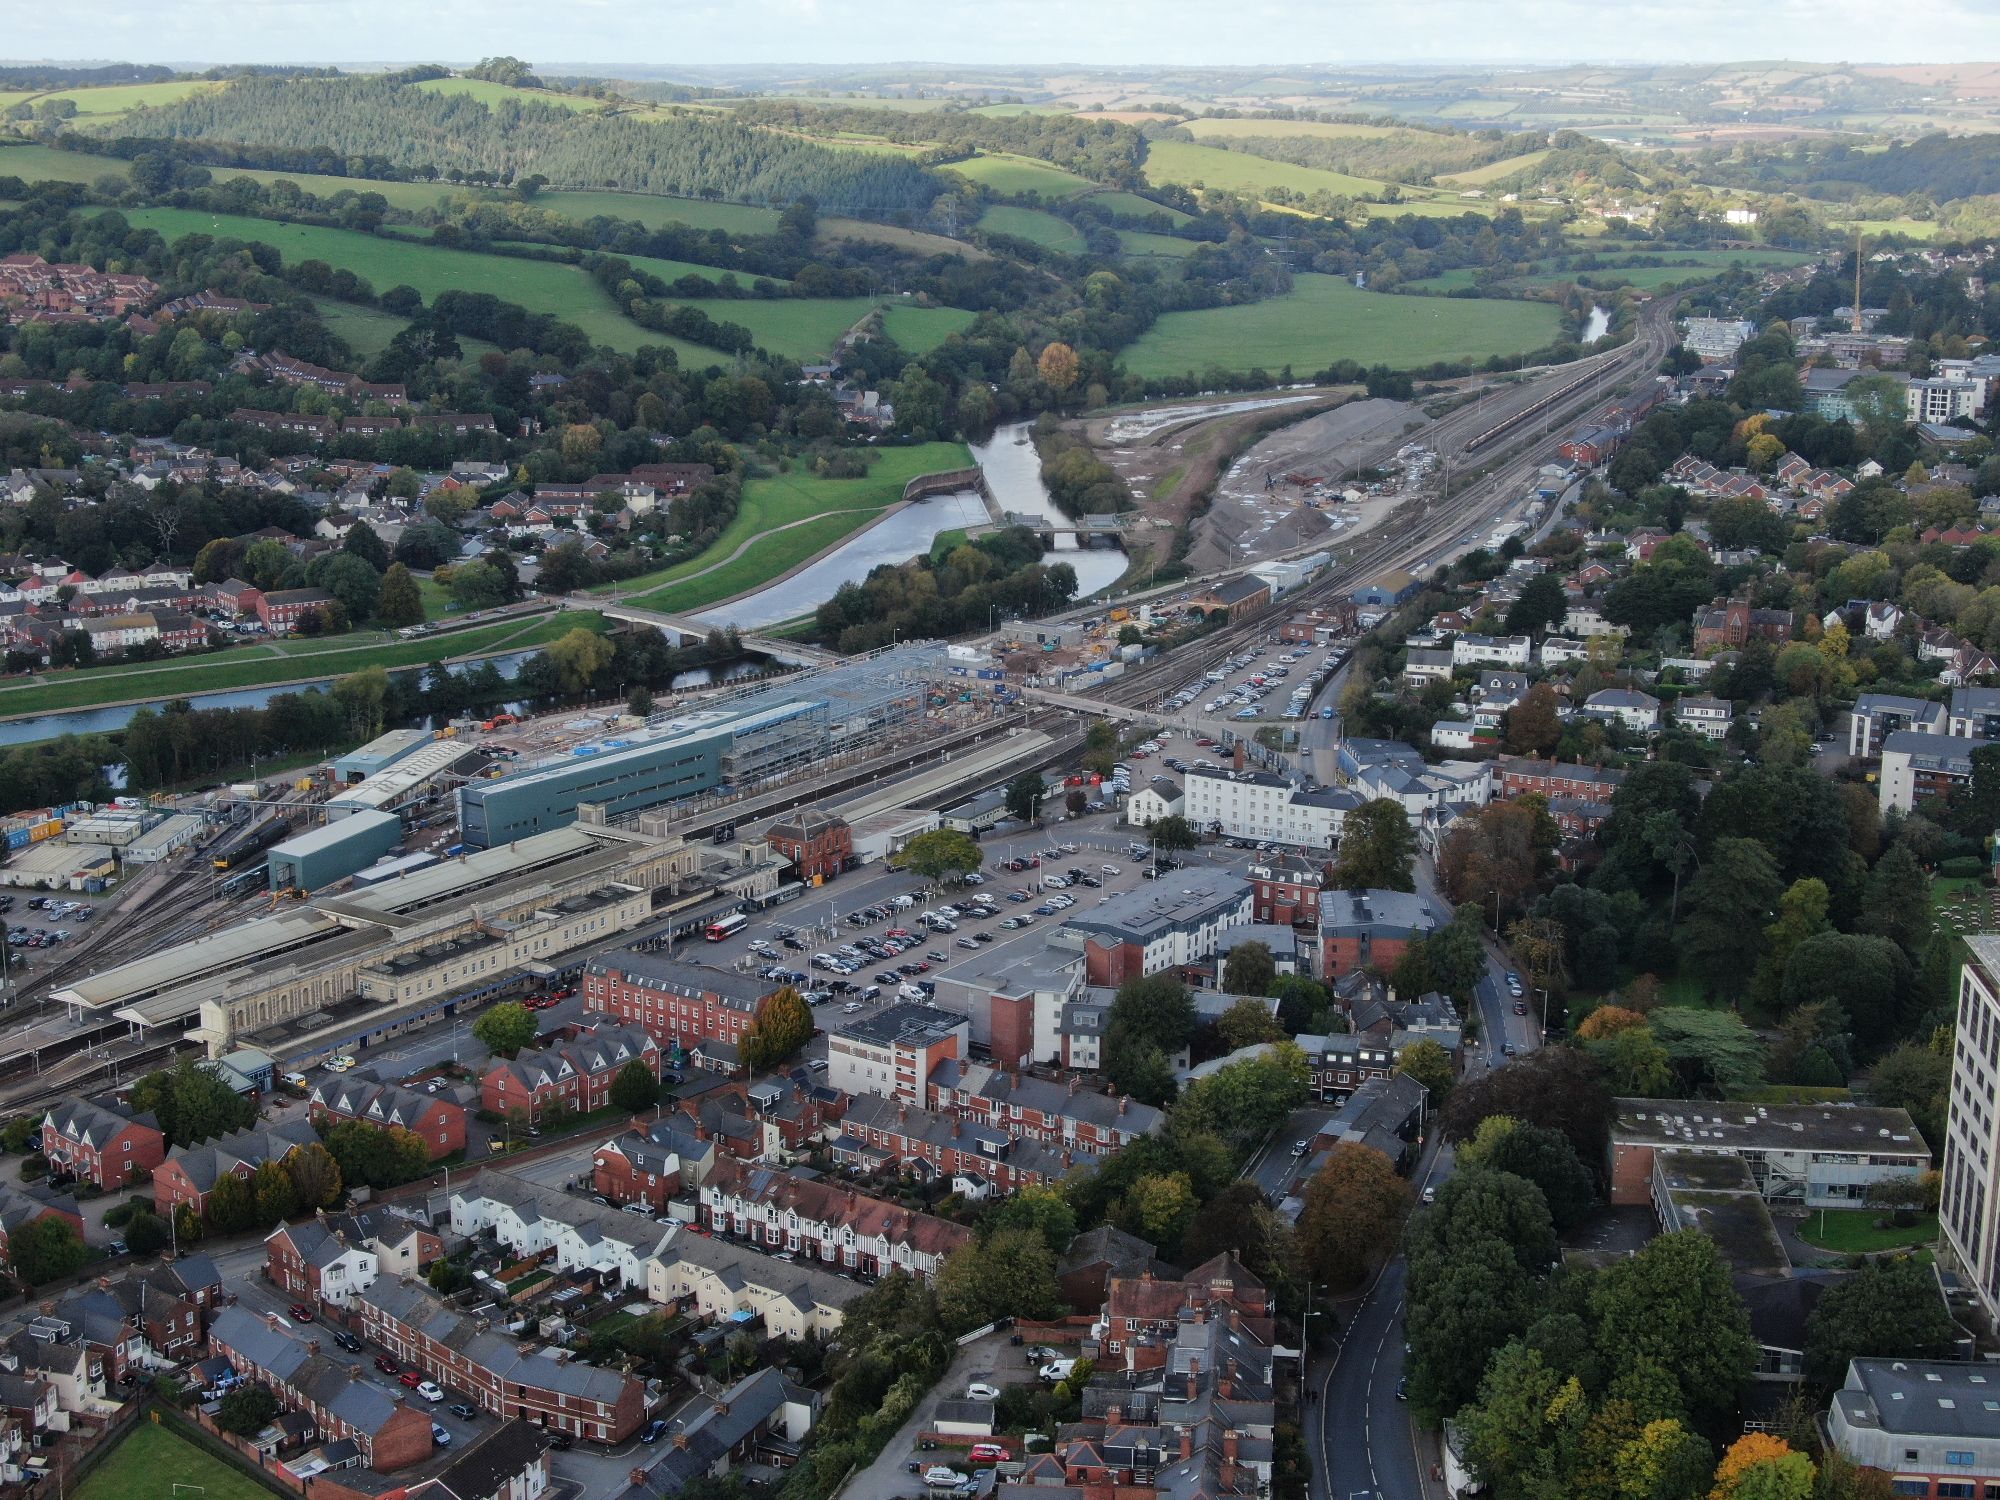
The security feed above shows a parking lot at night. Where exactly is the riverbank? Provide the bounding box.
[0,607,591,725]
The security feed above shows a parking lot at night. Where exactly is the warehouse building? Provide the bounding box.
[332,728,435,783]
[326,739,473,819]
[267,810,403,891]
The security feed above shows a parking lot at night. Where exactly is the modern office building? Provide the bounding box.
[1609,1097,1928,1208]
[1943,937,2000,1325]
[1826,1359,2000,1497]
[456,702,827,849]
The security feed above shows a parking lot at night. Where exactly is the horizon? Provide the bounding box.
[8,0,2000,72]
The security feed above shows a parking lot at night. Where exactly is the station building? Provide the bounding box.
[51,822,699,1059]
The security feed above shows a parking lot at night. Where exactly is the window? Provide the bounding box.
[1950,1452,1978,1467]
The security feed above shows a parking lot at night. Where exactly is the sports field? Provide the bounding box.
[75,1424,279,1500]
[946,153,1096,198]
[978,205,1088,254]
[620,443,971,614]
[1120,273,1562,379]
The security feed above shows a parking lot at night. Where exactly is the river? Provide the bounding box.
[1584,305,1611,343]
[694,420,1127,630]
[0,652,765,749]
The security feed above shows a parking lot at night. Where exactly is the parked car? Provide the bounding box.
[970,1444,1010,1463]
[966,1382,1001,1401]
[417,1381,446,1403]
[398,1370,421,1387]
[332,1330,363,1353]
[640,1419,670,1445]
[289,1303,315,1323]
[1038,1359,1078,1384]
[924,1468,963,1489]
[431,1423,452,1447]
[547,1432,575,1451]
[375,1355,400,1375]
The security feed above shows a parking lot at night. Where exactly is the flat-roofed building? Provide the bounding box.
[1609,1097,1928,1209]
[1827,1359,2000,1497]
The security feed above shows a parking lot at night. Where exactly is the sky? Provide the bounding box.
[10,0,2000,70]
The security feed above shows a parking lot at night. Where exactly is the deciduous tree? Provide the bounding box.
[934,1226,1062,1334]
[1589,1230,1756,1417]
[1804,1257,1958,1387]
[1297,1143,1409,1288]
[742,987,813,1071]
[1222,940,1276,996]
[474,1001,539,1059]
[1331,798,1416,892]
[900,829,983,885]
[611,1058,662,1113]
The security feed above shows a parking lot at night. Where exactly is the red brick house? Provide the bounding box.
[582,955,768,1056]
[479,1024,658,1123]
[0,1184,83,1275]
[1094,1252,1274,1371]
[309,1072,466,1160]
[1494,755,1626,804]
[264,1216,380,1307]
[257,587,337,633]
[209,1305,435,1471]
[40,1097,165,1190]
[1318,889,1442,979]
[208,577,263,618]
[1693,598,1795,651]
[591,1128,693,1210]
[831,1094,1069,1196]
[152,1118,318,1219]
[1248,853,1325,928]
[765,808,852,884]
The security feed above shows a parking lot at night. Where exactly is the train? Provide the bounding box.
[210,814,293,872]
[1461,360,1619,455]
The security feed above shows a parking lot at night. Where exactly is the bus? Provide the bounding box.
[704,912,749,942]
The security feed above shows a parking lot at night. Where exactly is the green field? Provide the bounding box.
[0,141,127,185]
[1838,217,1946,241]
[1440,149,1553,186]
[0,611,601,721]
[620,443,970,613]
[1083,189,1191,224]
[978,205,1088,254]
[946,153,1096,198]
[1183,118,1407,142]
[308,296,501,361]
[413,77,604,112]
[1120,273,1562,379]
[21,79,221,127]
[1119,230,1202,258]
[536,191,781,235]
[1142,138,1395,201]
[76,1423,280,1500]
[969,103,1071,118]
[879,302,976,351]
[107,205,666,347]
[818,217,983,260]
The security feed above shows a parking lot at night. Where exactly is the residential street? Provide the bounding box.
[1308,930,1533,1500]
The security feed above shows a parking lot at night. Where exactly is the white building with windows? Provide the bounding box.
[1451,634,1532,669]
[1179,766,1356,850]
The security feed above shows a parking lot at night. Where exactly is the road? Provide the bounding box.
[1308,917,1541,1500]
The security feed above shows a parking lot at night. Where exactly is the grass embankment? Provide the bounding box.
[618,443,971,614]
[1120,272,1562,379]
[0,611,602,720]
[75,1422,284,1500]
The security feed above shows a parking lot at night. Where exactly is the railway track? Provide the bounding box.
[1098,293,1684,709]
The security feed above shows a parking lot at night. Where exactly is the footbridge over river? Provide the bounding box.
[584,597,840,668]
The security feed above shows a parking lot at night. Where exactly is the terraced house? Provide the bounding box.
[699,1159,971,1282]
[356,1278,648,1444]
[581,954,768,1056]
[309,1070,467,1159]
[831,1094,1069,1198]
[39,1097,165,1190]
[643,1225,860,1342]
[448,1171,671,1292]
[265,1216,381,1308]
[927,1062,1164,1157]
[479,1024,659,1124]
[209,1305,435,1471]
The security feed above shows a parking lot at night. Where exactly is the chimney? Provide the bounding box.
[1189,1355,1200,1384]
[674,1434,690,1450]
[1107,1405,1123,1427]
[1119,1095,1129,1117]
[1226,1357,1237,1380]
[1068,1075,1081,1096]
[1179,1427,1192,1462]
[1228,1306,1239,1331]
[898,1103,908,1124]
[1223,1431,1239,1463]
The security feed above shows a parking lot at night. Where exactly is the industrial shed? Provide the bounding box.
[267,811,402,891]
